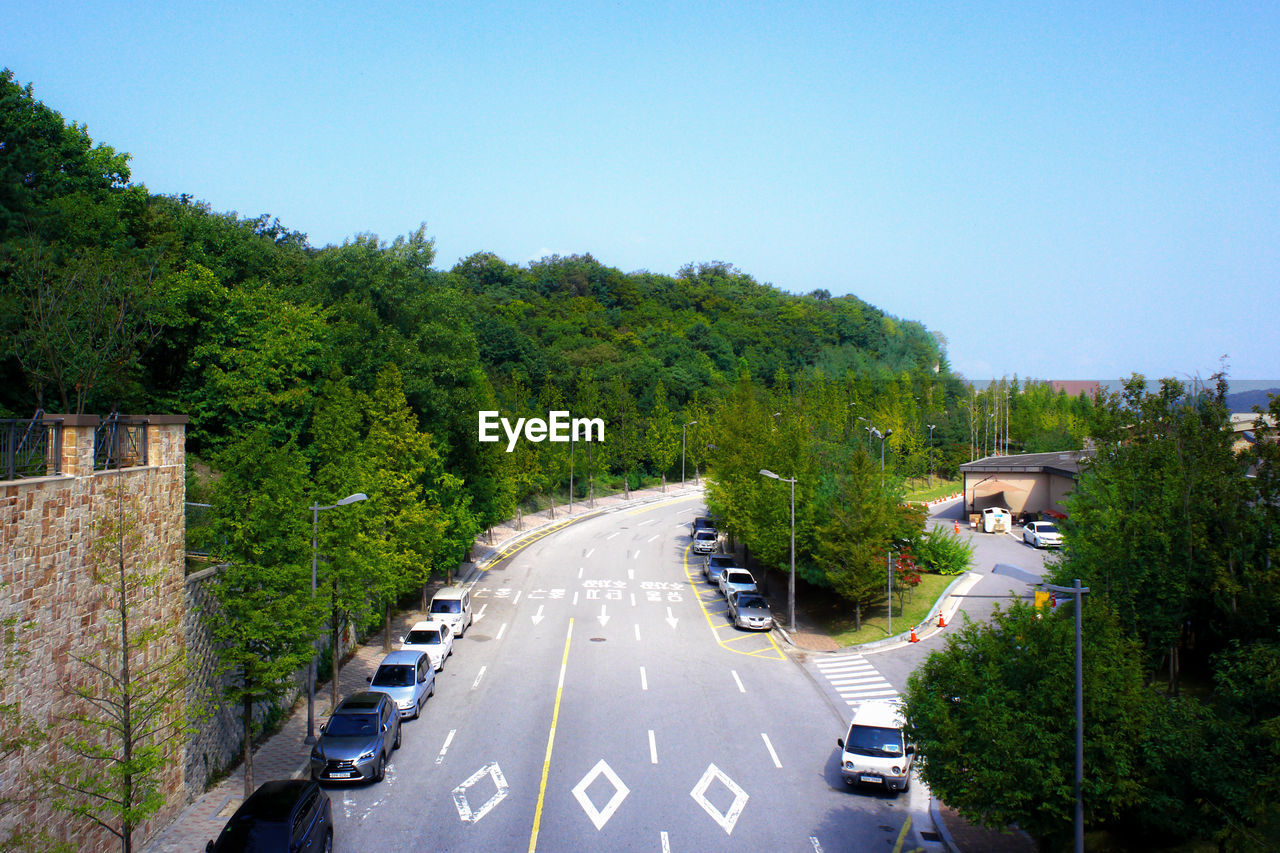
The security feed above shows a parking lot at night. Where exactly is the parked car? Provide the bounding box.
[726,590,773,631]
[690,515,717,537]
[692,528,718,554]
[429,586,473,638]
[836,700,914,793]
[206,778,332,853]
[718,568,758,599]
[399,619,454,671]
[703,554,739,585]
[365,650,435,719]
[310,692,401,785]
[1023,520,1063,548]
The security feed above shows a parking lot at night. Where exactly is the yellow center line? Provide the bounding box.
[528,618,574,853]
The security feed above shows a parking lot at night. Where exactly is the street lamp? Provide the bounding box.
[927,424,937,489]
[992,563,1090,853]
[682,421,698,487]
[868,426,893,482]
[759,469,796,632]
[306,492,368,744]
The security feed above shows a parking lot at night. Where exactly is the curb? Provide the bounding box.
[929,797,960,853]
[842,570,981,655]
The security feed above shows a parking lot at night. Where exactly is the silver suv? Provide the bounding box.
[310,691,401,784]
[365,650,435,719]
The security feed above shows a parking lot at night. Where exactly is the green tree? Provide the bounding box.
[209,430,319,798]
[45,485,191,852]
[645,381,679,490]
[904,599,1149,850]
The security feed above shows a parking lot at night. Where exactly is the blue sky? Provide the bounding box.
[5,1,1279,383]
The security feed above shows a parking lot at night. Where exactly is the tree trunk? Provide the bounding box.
[549,491,555,519]
[383,602,392,652]
[517,505,524,530]
[661,473,667,492]
[855,604,862,633]
[242,693,254,799]
[331,615,341,715]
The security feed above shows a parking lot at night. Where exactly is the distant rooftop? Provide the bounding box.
[960,449,1094,478]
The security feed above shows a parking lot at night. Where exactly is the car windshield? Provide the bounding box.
[325,713,379,737]
[727,572,752,584]
[431,599,462,614]
[1038,523,1060,534]
[371,665,415,687]
[709,557,735,566]
[216,821,289,851]
[695,531,716,541]
[844,724,904,758]
[736,595,766,610]
[405,629,441,644]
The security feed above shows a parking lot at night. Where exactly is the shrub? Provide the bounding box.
[914,527,973,575]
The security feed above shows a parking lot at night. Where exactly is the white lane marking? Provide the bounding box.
[585,548,595,558]
[573,591,579,606]
[648,730,658,764]
[513,590,523,606]
[472,666,487,690]
[628,569,635,580]
[476,603,488,622]
[690,763,748,835]
[495,622,507,641]
[532,604,545,625]
[598,605,610,626]
[661,831,671,853]
[453,763,509,823]
[640,666,648,690]
[646,534,660,543]
[578,566,584,579]
[435,729,456,765]
[633,551,641,560]
[665,607,679,629]
[731,670,746,693]
[638,518,656,526]
[761,732,782,768]
[810,837,824,852]
[630,592,636,607]
[605,531,620,540]
[634,623,641,642]
[571,759,630,830]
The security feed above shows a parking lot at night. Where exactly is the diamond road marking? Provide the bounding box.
[452,762,509,823]
[571,758,630,830]
[690,763,748,834]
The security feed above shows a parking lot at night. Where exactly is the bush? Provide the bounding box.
[914,527,973,575]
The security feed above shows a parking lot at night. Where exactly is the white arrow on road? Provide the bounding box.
[475,603,488,622]
[665,607,679,630]
[531,604,545,625]
[598,604,610,627]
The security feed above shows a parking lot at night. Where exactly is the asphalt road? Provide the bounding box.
[328,494,942,853]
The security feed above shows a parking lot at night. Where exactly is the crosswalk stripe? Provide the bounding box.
[813,653,900,706]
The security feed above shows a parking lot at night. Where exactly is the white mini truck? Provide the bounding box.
[837,700,914,793]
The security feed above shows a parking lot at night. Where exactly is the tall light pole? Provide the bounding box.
[869,426,893,484]
[306,492,368,744]
[759,469,796,632]
[927,423,937,489]
[682,421,697,487]
[993,563,1090,853]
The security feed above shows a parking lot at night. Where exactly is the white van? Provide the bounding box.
[836,701,914,792]
[428,587,473,638]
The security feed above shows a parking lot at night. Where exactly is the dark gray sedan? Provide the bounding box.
[727,590,774,631]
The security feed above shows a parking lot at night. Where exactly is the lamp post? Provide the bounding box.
[306,492,368,744]
[759,469,796,632]
[682,421,697,487]
[927,423,937,489]
[868,426,893,484]
[992,563,1090,853]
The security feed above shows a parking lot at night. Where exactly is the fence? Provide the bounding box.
[0,413,63,481]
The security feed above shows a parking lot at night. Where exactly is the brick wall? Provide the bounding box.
[0,415,188,853]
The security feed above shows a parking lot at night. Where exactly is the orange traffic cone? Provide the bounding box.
[953,521,960,534]
[937,611,947,628]
[909,626,919,643]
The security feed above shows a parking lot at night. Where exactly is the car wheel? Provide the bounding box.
[393,724,402,750]
[429,680,435,698]
[373,754,385,782]
[323,829,333,853]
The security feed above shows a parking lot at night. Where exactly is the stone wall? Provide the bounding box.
[0,415,188,853]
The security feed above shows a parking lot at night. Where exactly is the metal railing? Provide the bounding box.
[94,412,148,471]
[1,412,63,481]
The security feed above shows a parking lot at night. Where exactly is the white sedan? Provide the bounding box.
[1023,520,1063,548]
[399,619,454,671]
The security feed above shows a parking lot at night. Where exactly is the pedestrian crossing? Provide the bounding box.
[813,652,899,706]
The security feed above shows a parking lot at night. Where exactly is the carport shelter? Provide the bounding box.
[960,450,1093,518]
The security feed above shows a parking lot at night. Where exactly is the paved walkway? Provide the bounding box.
[144,483,702,852]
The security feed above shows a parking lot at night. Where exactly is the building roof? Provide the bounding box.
[960,449,1093,479]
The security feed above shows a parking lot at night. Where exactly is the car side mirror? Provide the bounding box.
[398,637,404,644]
[906,745,916,755]
[837,738,844,749]
[319,723,326,734]
[382,724,389,733]
[366,676,372,683]
[206,842,214,853]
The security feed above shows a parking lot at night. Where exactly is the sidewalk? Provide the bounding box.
[144,482,703,852]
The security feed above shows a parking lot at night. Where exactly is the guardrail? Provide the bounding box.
[0,412,63,481]
[94,412,148,470]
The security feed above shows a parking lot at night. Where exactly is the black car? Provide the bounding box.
[691,515,718,537]
[207,779,332,853]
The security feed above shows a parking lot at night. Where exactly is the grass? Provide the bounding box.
[807,573,956,647]
[903,477,962,503]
